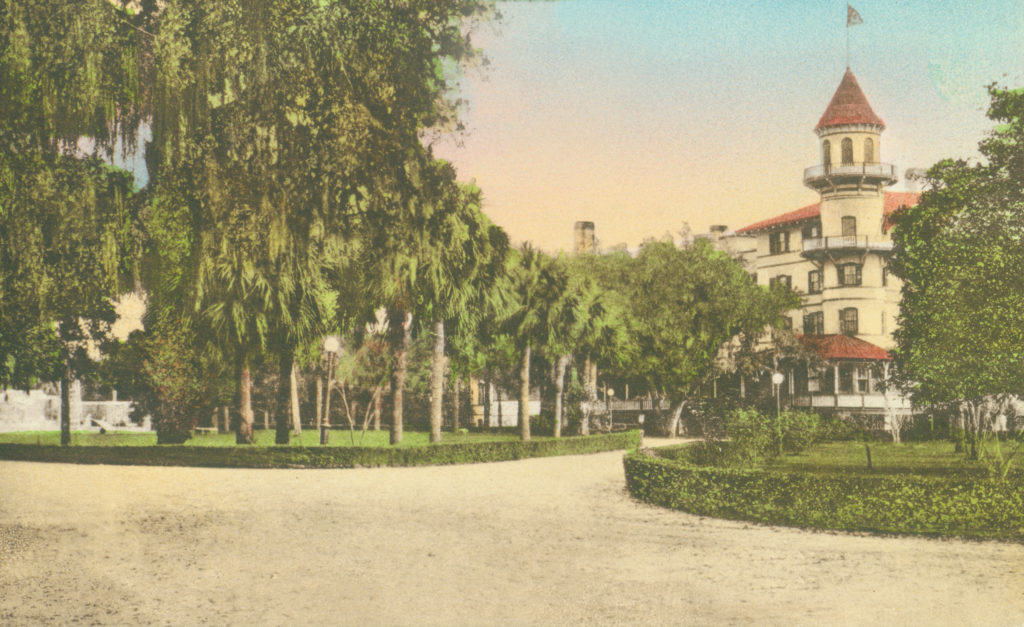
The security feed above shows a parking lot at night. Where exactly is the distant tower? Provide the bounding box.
[573,221,595,254]
[801,69,899,348]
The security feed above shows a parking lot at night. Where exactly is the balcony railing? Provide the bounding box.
[802,235,893,254]
[803,162,897,188]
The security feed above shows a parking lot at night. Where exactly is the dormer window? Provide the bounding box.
[864,138,874,163]
[841,137,854,165]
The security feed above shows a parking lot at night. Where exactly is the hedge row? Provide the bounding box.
[0,430,642,469]
[624,449,1024,541]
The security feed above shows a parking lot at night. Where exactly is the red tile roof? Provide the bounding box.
[815,70,885,130]
[799,334,892,361]
[737,191,919,233]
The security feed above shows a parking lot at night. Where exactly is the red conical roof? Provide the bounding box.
[815,69,884,130]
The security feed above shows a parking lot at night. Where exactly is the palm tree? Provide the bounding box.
[504,245,573,441]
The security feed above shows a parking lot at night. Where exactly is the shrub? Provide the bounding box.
[817,414,863,441]
[780,409,820,453]
[723,406,771,466]
[623,447,1024,541]
[0,430,643,469]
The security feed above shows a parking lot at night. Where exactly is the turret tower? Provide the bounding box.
[803,69,897,240]
[799,69,901,349]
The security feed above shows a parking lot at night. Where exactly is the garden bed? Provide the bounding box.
[624,442,1024,541]
[0,429,642,469]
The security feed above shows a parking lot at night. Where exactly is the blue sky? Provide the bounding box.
[431,0,1024,251]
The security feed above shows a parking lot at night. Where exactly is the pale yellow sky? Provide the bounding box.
[431,1,1024,252]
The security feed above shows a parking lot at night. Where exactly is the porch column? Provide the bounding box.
[833,364,840,395]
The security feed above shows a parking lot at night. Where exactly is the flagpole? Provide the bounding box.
[846,22,850,69]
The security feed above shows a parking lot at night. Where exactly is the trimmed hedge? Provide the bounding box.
[0,430,641,469]
[624,448,1024,541]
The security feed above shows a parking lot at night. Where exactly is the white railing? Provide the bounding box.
[803,162,897,184]
[802,236,893,253]
[792,393,912,410]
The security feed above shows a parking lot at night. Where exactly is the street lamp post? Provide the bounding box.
[772,371,785,456]
[321,336,340,446]
[606,388,615,432]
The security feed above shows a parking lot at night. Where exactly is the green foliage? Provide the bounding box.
[104,317,218,444]
[779,409,821,454]
[624,447,1024,541]
[723,406,771,466]
[890,85,1024,409]
[0,430,643,468]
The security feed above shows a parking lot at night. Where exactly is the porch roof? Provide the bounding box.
[799,334,891,361]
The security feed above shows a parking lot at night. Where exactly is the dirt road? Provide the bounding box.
[2,448,1022,625]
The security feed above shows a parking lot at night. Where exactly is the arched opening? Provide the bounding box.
[864,138,874,163]
[841,137,853,165]
[822,140,831,167]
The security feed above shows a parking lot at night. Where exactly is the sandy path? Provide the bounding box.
[1,449,1023,626]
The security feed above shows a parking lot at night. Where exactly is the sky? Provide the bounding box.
[429,0,1024,252]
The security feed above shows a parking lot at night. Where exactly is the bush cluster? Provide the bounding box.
[0,431,642,469]
[705,406,823,467]
[623,448,1024,541]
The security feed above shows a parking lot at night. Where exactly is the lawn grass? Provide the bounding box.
[764,440,1014,477]
[0,429,523,448]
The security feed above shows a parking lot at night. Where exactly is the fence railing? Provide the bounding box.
[803,162,897,184]
[801,235,893,253]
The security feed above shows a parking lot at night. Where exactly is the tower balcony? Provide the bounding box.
[803,162,897,191]
[801,235,893,258]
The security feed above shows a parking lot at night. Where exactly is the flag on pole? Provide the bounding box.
[847,4,863,27]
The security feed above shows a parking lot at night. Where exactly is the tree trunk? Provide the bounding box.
[665,400,685,438]
[452,376,461,432]
[373,385,383,430]
[275,351,293,445]
[290,361,302,436]
[496,385,502,427]
[236,366,255,444]
[60,357,71,446]
[429,319,445,443]
[519,344,532,441]
[390,309,411,445]
[222,406,230,433]
[553,354,569,438]
[483,371,492,428]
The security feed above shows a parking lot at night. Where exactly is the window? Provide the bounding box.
[769,275,792,289]
[841,137,854,164]
[808,270,822,294]
[803,311,824,335]
[779,316,793,330]
[864,138,874,163]
[856,366,870,393]
[840,307,859,335]
[881,266,888,286]
[841,216,857,237]
[839,364,854,393]
[822,139,831,166]
[768,230,790,255]
[837,263,862,286]
[801,223,821,240]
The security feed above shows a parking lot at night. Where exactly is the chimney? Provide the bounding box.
[573,221,595,253]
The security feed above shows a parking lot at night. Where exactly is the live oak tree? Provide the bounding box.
[605,238,798,437]
[0,1,140,444]
[889,84,1024,465]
